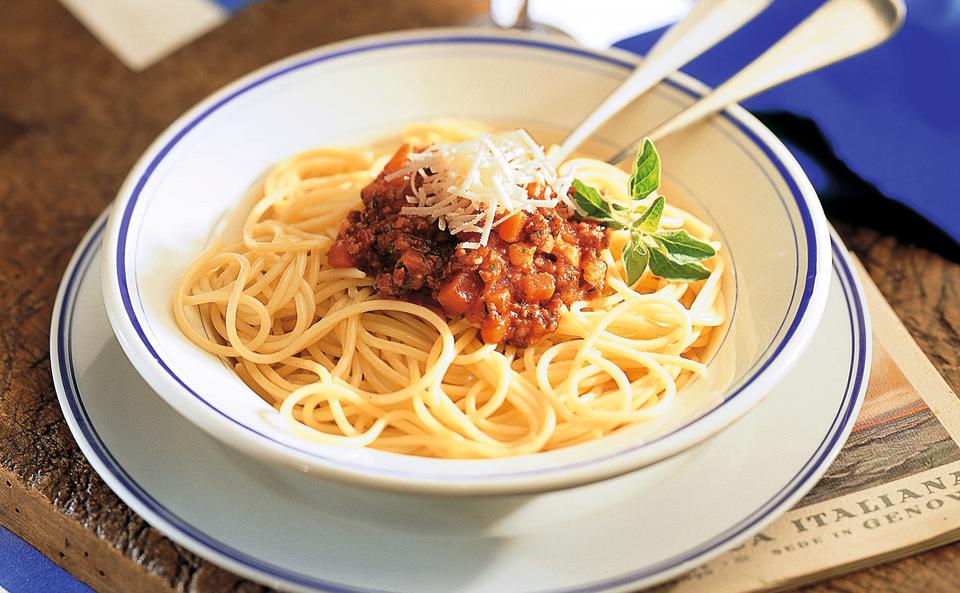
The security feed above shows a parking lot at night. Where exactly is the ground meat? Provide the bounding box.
[327,145,458,298]
[328,145,609,347]
[440,206,608,346]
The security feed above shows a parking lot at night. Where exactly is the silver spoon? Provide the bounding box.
[604,0,906,165]
[550,0,774,164]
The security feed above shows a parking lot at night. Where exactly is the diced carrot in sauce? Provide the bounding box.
[508,243,535,269]
[383,144,412,175]
[481,315,509,344]
[327,241,353,268]
[525,182,548,200]
[496,211,526,243]
[554,239,580,267]
[436,271,482,316]
[521,273,556,302]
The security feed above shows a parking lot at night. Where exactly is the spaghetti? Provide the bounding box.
[173,120,726,458]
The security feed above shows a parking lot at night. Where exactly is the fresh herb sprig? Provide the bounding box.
[570,139,716,284]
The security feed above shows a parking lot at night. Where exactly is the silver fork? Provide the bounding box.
[550,0,906,165]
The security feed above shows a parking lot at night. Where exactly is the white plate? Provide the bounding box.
[98,29,832,493]
[51,212,868,593]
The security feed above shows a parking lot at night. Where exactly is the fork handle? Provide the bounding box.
[550,0,773,164]
[610,0,906,163]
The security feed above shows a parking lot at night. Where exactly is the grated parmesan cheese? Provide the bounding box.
[386,130,575,249]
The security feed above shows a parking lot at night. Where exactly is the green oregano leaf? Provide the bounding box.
[567,139,713,284]
[622,233,650,285]
[627,139,660,200]
[571,179,621,227]
[648,247,712,281]
[652,230,716,263]
[634,195,664,233]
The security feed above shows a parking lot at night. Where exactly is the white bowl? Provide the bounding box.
[101,28,831,496]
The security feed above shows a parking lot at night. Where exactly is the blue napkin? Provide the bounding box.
[615,0,960,248]
[0,525,93,593]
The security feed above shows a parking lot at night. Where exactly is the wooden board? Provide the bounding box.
[0,1,957,592]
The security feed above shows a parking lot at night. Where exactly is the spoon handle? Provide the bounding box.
[550,0,773,164]
[610,0,906,163]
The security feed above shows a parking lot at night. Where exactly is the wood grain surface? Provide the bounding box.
[0,1,957,592]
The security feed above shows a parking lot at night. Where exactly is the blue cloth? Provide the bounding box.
[0,525,93,593]
[207,0,259,12]
[615,0,960,245]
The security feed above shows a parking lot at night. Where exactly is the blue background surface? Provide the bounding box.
[0,525,93,593]
[208,0,260,13]
[616,0,960,247]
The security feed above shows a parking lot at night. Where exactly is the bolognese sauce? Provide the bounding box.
[327,145,609,347]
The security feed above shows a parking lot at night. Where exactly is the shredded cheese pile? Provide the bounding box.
[387,129,574,249]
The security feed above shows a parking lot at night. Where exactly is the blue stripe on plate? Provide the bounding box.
[0,525,94,593]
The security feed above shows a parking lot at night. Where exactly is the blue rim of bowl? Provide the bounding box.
[110,34,821,481]
[59,220,864,593]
